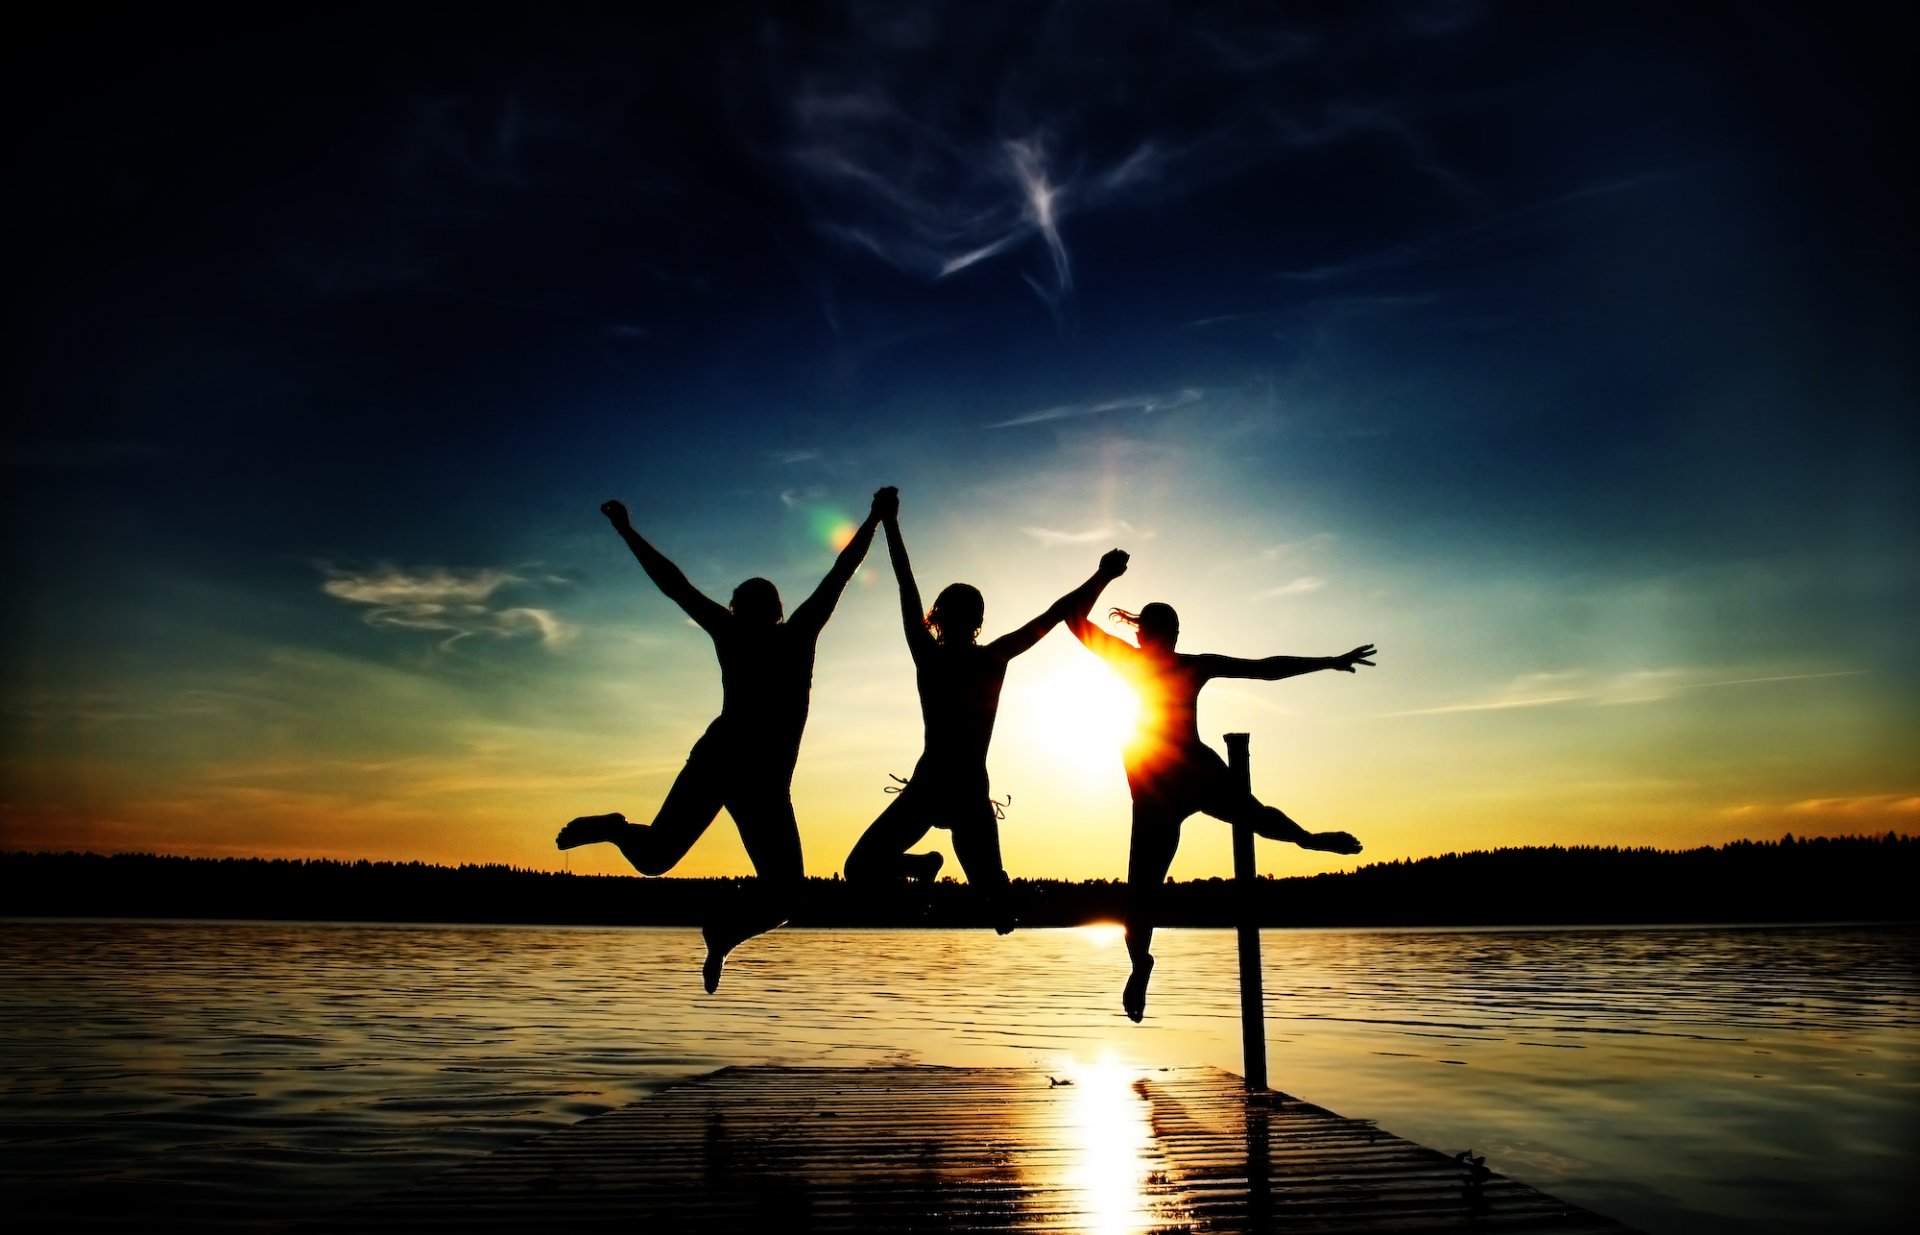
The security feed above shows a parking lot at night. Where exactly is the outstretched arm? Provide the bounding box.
[789,487,896,637]
[1062,549,1136,665]
[600,499,729,633]
[1195,644,1378,682]
[988,548,1130,660]
[881,505,932,654]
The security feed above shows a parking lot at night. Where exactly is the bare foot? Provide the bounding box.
[556,812,629,850]
[1305,830,1362,856]
[1123,955,1155,1023]
[983,869,1014,934]
[701,925,733,994]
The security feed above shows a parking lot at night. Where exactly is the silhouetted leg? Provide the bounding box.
[1124,800,1185,1022]
[701,783,804,994]
[556,739,723,875]
[1204,784,1362,855]
[951,807,1013,934]
[845,786,942,885]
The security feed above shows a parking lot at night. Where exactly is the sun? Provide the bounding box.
[1005,652,1140,781]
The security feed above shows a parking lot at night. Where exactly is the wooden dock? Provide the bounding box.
[330,1065,1640,1233]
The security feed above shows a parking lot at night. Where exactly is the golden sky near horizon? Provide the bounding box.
[7,487,1913,882]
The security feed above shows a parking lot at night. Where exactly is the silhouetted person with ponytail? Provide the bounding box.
[558,487,894,992]
[845,503,1127,932]
[1067,594,1376,1021]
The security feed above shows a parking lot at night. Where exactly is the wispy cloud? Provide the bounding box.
[1392,668,1868,717]
[1262,533,1337,561]
[1785,794,1920,817]
[1721,794,1920,822]
[320,564,578,649]
[1272,172,1675,286]
[988,387,1203,429]
[775,5,1483,317]
[779,485,832,510]
[1022,520,1149,548]
[1254,576,1326,599]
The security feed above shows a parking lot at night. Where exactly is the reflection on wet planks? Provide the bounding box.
[327,1064,1642,1233]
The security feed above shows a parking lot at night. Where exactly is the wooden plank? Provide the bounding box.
[320,1066,1641,1233]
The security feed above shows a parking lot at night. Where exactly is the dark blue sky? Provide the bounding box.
[5,2,1914,871]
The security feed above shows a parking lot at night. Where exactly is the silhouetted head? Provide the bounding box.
[926,583,984,645]
[1111,602,1180,651]
[730,577,784,626]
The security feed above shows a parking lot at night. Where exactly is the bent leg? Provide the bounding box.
[557,741,723,875]
[845,787,941,885]
[1123,800,1186,1022]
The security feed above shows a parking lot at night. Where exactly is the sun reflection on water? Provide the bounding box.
[1059,1053,1172,1234]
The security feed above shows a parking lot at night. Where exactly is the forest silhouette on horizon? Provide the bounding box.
[4,833,1912,930]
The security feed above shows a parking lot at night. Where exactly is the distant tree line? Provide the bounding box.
[1,833,1913,929]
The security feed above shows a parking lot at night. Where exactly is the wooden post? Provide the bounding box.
[1225,732,1267,1092]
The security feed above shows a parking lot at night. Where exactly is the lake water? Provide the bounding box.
[2,920,1914,1233]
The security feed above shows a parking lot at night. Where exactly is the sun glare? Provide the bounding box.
[1011,655,1139,780]
[1081,923,1125,949]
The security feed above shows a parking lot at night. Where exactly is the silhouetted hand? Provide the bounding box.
[600,499,632,531]
[871,486,899,521]
[1329,644,1376,672]
[1304,830,1362,855]
[1098,548,1129,577]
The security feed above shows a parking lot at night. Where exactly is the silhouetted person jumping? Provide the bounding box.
[845,502,1128,932]
[558,488,893,992]
[1067,589,1376,1021]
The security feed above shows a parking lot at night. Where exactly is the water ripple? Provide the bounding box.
[2,920,1914,1235]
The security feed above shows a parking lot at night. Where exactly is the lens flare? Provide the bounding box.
[803,506,857,551]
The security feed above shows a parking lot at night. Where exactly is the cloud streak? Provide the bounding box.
[1255,576,1326,599]
[1262,533,1337,561]
[1021,520,1148,548]
[989,387,1203,429]
[320,565,578,649]
[1722,794,1920,822]
[1271,171,1676,286]
[1392,668,1868,717]
[774,4,1485,316]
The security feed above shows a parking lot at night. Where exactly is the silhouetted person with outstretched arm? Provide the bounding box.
[558,487,894,992]
[844,504,1128,932]
[1067,591,1376,1021]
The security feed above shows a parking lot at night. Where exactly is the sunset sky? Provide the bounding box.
[5,3,1913,883]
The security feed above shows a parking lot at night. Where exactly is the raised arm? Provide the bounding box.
[1193,643,1378,682]
[1063,549,1137,665]
[789,487,896,637]
[881,505,932,655]
[600,499,729,633]
[988,547,1130,661]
